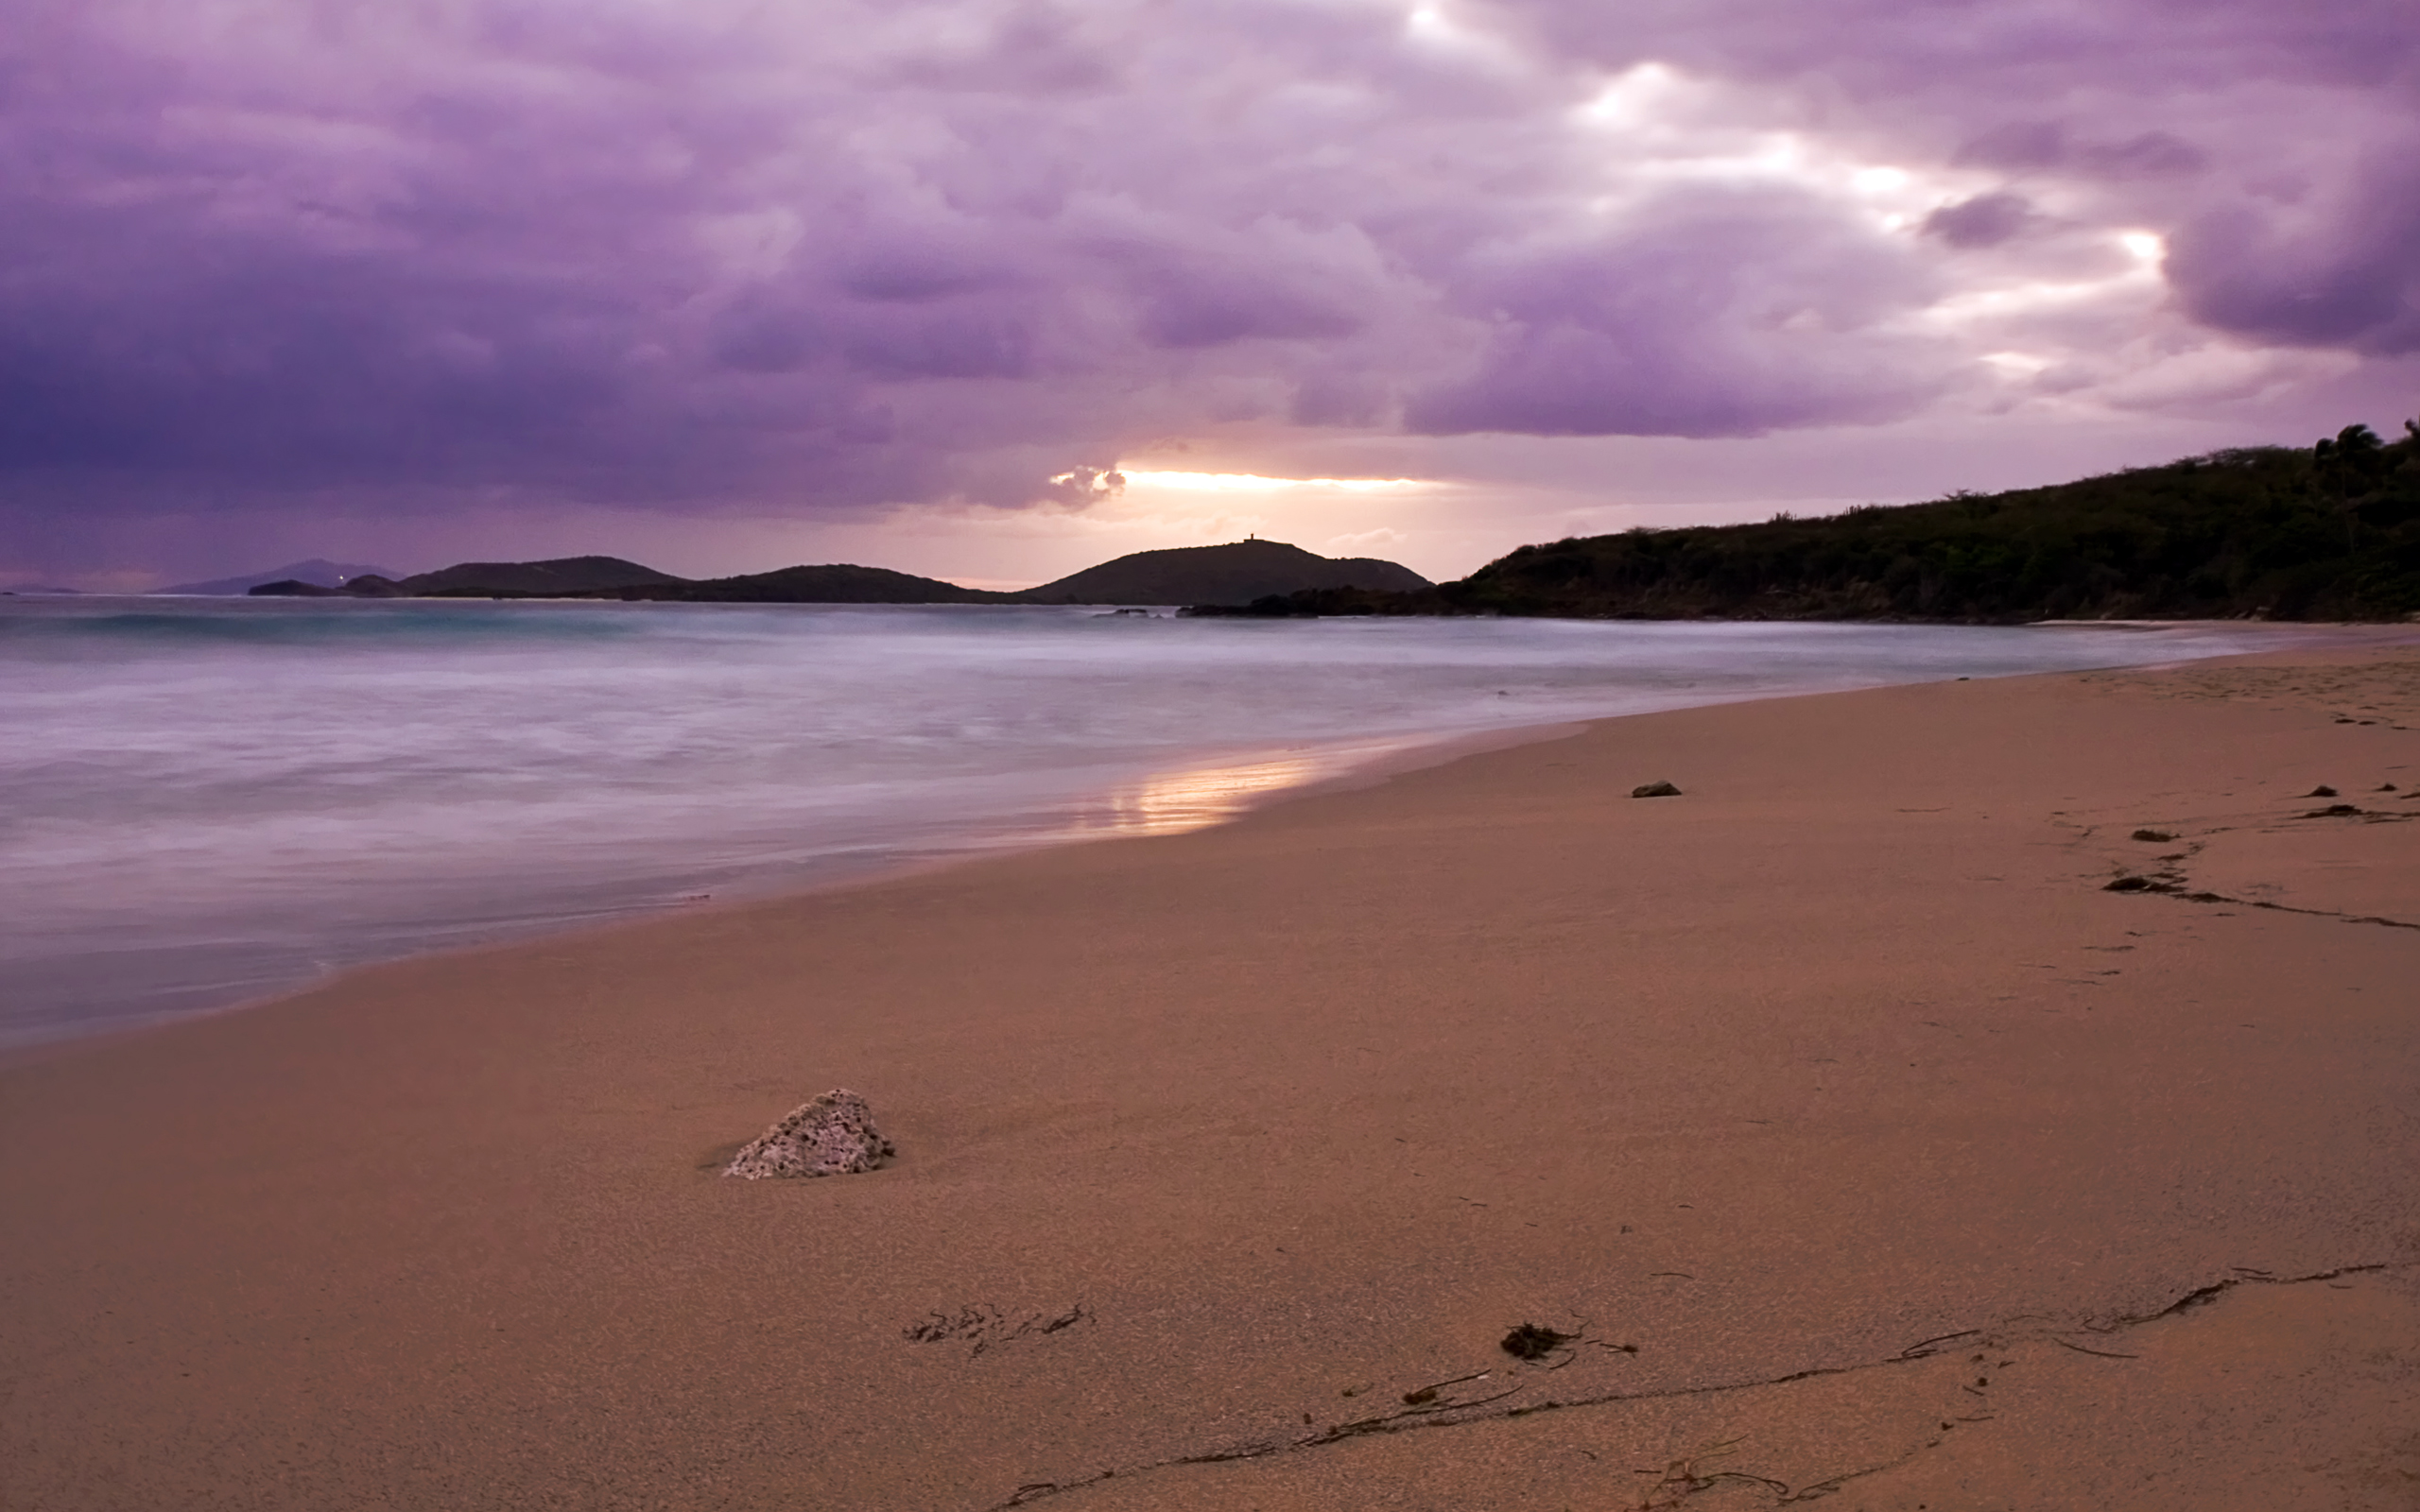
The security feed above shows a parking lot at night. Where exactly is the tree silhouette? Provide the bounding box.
[2314,423,2389,548]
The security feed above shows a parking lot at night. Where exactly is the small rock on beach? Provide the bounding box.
[724,1089,895,1179]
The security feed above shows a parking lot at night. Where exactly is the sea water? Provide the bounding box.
[0,597,2292,1048]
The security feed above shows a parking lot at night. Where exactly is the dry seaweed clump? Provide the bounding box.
[2104,875,2168,892]
[1500,1322,1574,1360]
[724,1089,894,1179]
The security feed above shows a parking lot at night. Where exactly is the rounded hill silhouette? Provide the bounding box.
[1011,539,1431,606]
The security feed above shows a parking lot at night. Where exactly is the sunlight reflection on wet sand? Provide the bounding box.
[1088,748,1360,838]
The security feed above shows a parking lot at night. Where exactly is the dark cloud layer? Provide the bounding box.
[2168,146,2420,352]
[1,0,2414,549]
[1407,184,1942,437]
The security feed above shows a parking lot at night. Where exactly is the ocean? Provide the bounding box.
[0,597,2293,1049]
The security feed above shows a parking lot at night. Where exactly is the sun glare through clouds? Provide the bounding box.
[1116,472,1434,493]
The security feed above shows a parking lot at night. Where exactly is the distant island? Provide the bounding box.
[1199,424,2420,623]
[1012,539,1432,605]
[221,422,2420,622]
[158,558,402,596]
[241,539,1433,609]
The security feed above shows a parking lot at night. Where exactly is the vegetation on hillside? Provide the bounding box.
[596,564,1005,604]
[1012,539,1430,605]
[403,557,682,596]
[1193,421,2420,623]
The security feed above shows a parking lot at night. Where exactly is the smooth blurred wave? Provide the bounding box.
[0,597,2295,1048]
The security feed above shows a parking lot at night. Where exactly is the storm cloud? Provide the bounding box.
[1,0,2414,547]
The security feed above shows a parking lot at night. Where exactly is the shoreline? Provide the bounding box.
[3,615,2363,1062]
[5,631,2416,1509]
[0,718,1589,1071]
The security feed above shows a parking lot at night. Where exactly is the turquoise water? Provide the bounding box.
[0,597,2293,1047]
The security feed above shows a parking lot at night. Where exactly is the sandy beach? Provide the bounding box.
[6,636,2418,1511]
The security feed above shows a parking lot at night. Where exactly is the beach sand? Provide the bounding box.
[5,638,2418,1511]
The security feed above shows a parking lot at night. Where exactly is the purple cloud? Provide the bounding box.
[2167,145,2420,352]
[1407,183,1945,437]
[0,0,2415,574]
[1923,194,2034,250]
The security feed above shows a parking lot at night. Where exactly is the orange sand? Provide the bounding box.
[5,638,2417,1510]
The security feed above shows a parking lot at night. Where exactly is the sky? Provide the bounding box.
[4,0,2417,591]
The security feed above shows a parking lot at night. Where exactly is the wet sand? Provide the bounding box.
[5,638,2418,1510]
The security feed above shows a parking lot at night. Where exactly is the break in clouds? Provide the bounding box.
[2,0,2415,532]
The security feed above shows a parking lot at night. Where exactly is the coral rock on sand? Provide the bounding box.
[724,1090,894,1179]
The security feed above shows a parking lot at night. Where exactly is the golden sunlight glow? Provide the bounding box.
[1098,752,1333,837]
[1118,470,1430,492]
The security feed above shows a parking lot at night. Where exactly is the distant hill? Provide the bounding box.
[605,564,1008,604]
[240,542,1434,608]
[1011,539,1432,606]
[396,557,687,597]
[247,554,1012,604]
[1201,425,2420,623]
[161,559,399,595]
[251,556,688,598]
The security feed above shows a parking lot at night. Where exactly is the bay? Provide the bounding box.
[0,596,2292,1048]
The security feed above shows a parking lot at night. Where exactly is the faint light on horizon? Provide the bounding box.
[1118,470,1433,492]
[1047,468,1125,493]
